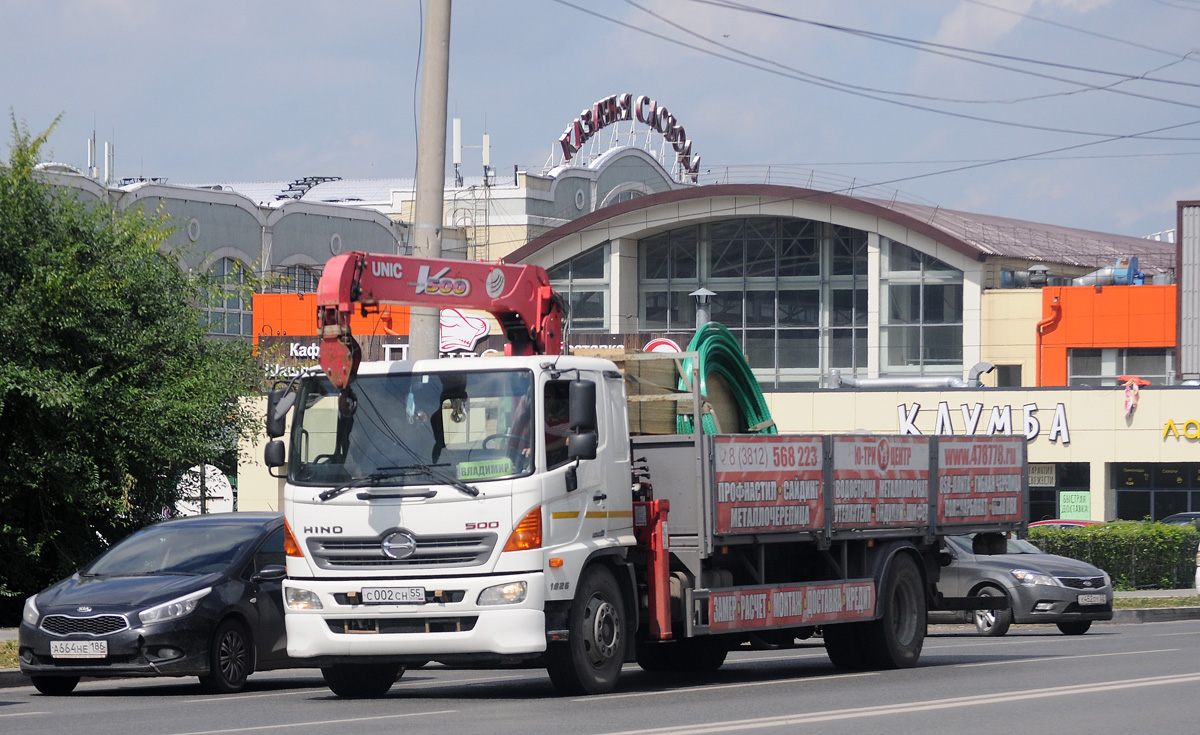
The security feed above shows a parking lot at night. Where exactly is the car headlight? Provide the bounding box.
[285,587,323,610]
[477,581,528,606]
[139,587,211,625]
[1011,569,1058,587]
[22,595,39,626]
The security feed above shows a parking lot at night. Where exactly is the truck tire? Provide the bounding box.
[321,663,403,698]
[860,554,926,669]
[972,585,1012,637]
[546,565,626,695]
[199,619,253,694]
[822,623,868,670]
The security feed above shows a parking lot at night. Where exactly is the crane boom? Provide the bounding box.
[316,252,565,391]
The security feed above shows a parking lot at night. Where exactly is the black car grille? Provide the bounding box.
[1057,576,1106,590]
[308,531,496,570]
[41,614,129,637]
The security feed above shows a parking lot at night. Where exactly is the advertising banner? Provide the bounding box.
[936,436,1025,525]
[831,436,930,529]
[707,580,876,632]
[712,435,825,535]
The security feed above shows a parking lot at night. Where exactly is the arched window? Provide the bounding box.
[270,264,321,294]
[202,257,252,337]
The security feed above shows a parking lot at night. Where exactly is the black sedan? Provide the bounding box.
[930,533,1113,636]
[19,512,293,695]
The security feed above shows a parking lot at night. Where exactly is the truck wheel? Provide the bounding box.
[199,619,253,693]
[320,663,403,698]
[972,586,1012,637]
[1057,621,1091,635]
[822,623,868,670]
[635,640,670,672]
[636,638,727,672]
[861,554,926,669]
[546,565,625,695]
[31,675,79,695]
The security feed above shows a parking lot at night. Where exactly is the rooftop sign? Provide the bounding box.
[555,93,701,183]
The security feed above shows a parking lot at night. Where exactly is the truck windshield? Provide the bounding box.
[289,369,535,487]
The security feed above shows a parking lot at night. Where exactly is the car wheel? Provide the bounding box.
[321,663,403,698]
[31,675,79,696]
[973,586,1012,637]
[199,619,253,694]
[546,565,626,695]
[1056,620,1092,635]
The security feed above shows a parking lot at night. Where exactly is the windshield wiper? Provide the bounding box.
[318,465,478,501]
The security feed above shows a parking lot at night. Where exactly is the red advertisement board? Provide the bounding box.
[707,580,876,632]
[936,436,1025,525]
[830,436,930,529]
[712,436,825,535]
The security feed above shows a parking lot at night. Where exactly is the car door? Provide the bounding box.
[243,527,287,663]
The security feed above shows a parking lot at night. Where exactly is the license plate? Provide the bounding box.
[1078,593,1106,606]
[50,639,107,659]
[360,586,425,604]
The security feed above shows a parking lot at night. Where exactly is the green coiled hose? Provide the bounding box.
[676,322,777,436]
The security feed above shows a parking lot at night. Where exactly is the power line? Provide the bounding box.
[552,0,1200,142]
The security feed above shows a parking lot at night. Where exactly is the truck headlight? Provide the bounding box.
[285,587,323,610]
[22,595,39,626]
[139,587,211,625]
[1011,569,1057,587]
[477,581,527,606]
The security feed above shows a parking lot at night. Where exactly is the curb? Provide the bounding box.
[1,670,26,688]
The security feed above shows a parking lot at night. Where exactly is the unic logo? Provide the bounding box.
[416,264,470,297]
[371,260,403,279]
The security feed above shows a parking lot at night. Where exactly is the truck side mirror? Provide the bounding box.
[266,388,295,439]
[569,380,597,432]
[567,431,598,461]
[264,440,286,468]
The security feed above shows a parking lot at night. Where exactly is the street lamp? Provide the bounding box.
[690,287,715,328]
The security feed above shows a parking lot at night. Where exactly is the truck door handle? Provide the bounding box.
[593,493,607,502]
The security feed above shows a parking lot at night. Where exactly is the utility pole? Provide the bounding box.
[409,0,453,360]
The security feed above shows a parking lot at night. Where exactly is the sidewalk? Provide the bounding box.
[3,590,1197,688]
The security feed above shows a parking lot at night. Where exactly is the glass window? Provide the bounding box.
[549,243,610,333]
[1068,348,1175,386]
[202,257,253,338]
[778,289,819,326]
[880,238,964,375]
[544,381,572,470]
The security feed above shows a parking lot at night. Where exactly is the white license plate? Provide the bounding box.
[50,639,107,659]
[360,586,425,604]
[1077,593,1106,606]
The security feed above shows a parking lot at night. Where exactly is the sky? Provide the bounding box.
[3,0,1200,238]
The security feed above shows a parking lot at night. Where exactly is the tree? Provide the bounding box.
[0,120,261,623]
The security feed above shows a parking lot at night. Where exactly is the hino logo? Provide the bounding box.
[304,526,343,534]
[381,531,418,560]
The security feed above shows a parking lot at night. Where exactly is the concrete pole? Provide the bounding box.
[409,0,452,360]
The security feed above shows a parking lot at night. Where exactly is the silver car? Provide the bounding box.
[932,534,1113,636]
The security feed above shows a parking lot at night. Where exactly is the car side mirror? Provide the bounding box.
[251,564,286,584]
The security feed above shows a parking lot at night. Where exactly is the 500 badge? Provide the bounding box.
[416,265,470,296]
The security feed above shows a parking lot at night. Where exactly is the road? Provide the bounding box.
[3,620,1198,735]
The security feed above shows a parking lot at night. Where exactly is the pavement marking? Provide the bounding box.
[590,672,1200,735]
[575,671,879,702]
[955,648,1177,667]
[162,709,457,735]
[0,711,49,718]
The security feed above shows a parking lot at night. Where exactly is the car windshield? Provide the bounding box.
[952,534,1043,555]
[85,523,263,576]
[289,369,535,487]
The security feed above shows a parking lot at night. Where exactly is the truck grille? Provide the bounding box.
[42,614,129,637]
[1057,576,1106,590]
[307,530,497,569]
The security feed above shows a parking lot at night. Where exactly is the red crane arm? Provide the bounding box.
[315,252,565,390]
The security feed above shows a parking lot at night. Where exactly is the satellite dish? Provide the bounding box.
[174,464,234,516]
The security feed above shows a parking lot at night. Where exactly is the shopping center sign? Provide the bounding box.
[556,93,701,182]
[1162,419,1200,439]
[896,401,1070,444]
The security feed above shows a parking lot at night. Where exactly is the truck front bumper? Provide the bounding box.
[283,572,547,661]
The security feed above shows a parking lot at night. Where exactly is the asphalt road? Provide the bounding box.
[3,618,1199,735]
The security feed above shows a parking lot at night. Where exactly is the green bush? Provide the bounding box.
[1028,522,1200,591]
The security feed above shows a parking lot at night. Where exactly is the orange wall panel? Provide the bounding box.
[1037,285,1176,386]
[252,293,409,345]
